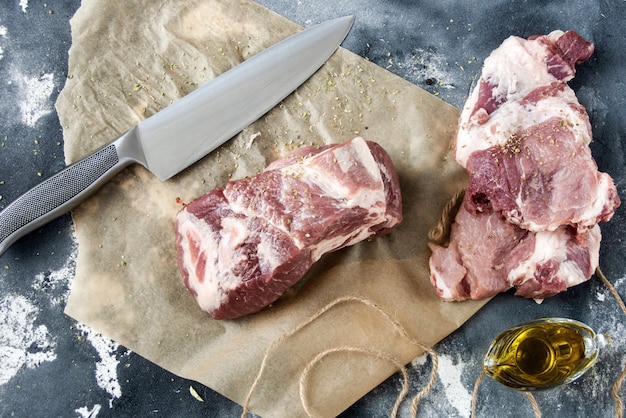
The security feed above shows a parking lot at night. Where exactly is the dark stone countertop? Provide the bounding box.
[1,1,625,417]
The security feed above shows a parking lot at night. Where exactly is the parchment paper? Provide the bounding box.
[56,0,488,416]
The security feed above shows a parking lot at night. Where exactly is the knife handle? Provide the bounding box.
[0,142,132,257]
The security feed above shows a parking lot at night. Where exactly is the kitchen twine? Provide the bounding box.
[241,189,626,417]
[241,296,439,418]
[431,188,626,418]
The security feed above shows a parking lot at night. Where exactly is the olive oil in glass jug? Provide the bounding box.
[483,318,607,391]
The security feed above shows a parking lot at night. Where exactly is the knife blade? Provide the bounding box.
[0,15,355,257]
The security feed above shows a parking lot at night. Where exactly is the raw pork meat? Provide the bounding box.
[429,203,600,301]
[429,30,619,302]
[455,30,619,232]
[176,137,402,319]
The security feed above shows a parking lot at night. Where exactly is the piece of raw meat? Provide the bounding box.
[429,30,619,302]
[428,201,600,301]
[175,137,402,319]
[455,30,619,232]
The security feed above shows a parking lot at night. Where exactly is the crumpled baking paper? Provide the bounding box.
[56,0,487,416]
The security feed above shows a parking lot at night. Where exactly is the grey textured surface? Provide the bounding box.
[1,1,625,417]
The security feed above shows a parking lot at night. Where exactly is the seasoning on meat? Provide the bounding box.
[429,30,620,302]
[176,137,402,319]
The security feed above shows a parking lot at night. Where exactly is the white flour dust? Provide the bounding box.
[0,295,57,385]
[12,71,56,127]
[1,232,123,410]
[32,252,77,307]
[0,25,7,61]
[393,47,458,91]
[76,323,125,408]
[75,404,102,418]
[0,244,77,387]
[410,351,472,417]
[437,354,472,418]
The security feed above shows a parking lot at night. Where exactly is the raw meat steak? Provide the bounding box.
[175,137,402,319]
[455,30,619,232]
[429,31,619,302]
[428,201,600,301]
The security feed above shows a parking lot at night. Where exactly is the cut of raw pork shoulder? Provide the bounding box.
[175,137,402,319]
[428,202,600,301]
[429,30,620,302]
[455,30,619,232]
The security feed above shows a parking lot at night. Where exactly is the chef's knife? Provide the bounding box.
[0,15,355,257]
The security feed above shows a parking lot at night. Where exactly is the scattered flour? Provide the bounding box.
[32,248,77,307]
[19,0,29,14]
[436,354,472,418]
[75,404,102,418]
[394,47,457,90]
[410,351,473,416]
[614,275,626,289]
[0,25,6,61]
[75,323,125,408]
[0,231,123,409]
[0,241,77,387]
[411,352,428,368]
[13,71,56,127]
[0,295,57,385]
